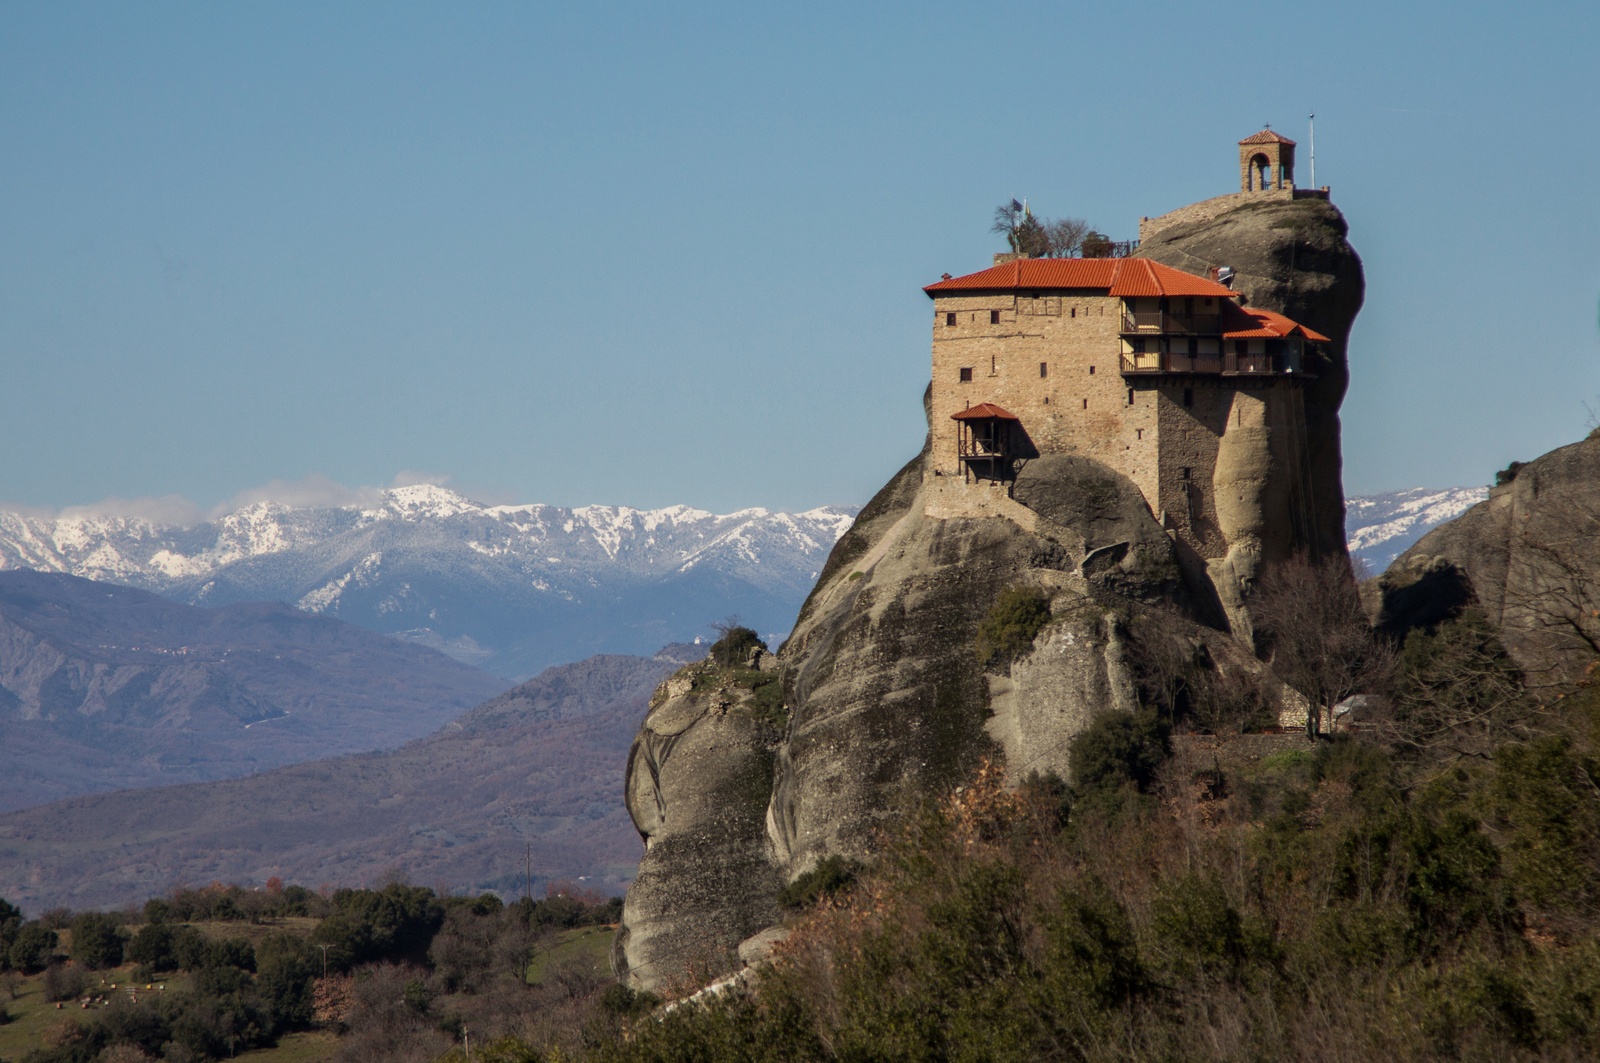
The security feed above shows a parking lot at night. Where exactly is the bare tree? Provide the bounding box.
[1382,609,1538,761]
[1251,553,1394,740]
[992,201,1092,258]
[1501,482,1600,688]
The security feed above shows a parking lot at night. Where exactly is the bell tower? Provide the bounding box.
[1239,128,1296,192]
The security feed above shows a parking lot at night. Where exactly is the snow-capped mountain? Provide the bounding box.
[0,485,857,679]
[1344,487,1488,574]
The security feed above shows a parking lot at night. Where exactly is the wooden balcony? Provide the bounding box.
[1120,352,1312,377]
[1120,311,1223,335]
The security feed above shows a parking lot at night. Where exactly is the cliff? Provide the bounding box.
[1138,194,1365,633]
[1374,433,1600,690]
[614,195,1366,992]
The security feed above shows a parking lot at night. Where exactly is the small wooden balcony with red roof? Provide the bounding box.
[951,403,1024,482]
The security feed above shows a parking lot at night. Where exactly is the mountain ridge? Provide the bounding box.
[0,486,857,678]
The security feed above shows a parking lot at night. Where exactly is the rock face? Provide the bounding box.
[616,441,1193,989]
[1375,434,1600,689]
[1138,195,1365,623]
[615,196,1366,993]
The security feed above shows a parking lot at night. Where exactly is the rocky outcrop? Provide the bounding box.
[1374,434,1600,689]
[615,196,1366,994]
[1139,195,1365,617]
[616,442,1203,989]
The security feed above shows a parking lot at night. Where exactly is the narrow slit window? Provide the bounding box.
[1039,362,1048,378]
[1127,388,1135,406]
[1136,428,1143,440]
[1182,467,1192,480]
[1183,388,1194,407]
[959,367,973,382]
[990,310,1001,324]
[1082,398,1088,410]
[1088,365,1095,375]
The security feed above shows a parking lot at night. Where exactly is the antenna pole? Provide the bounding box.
[1309,112,1316,188]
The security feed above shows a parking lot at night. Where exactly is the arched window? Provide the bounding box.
[1250,153,1272,191]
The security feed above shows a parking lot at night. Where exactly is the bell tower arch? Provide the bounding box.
[1239,128,1296,192]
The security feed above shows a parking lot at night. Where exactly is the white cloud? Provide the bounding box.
[390,470,453,488]
[209,475,384,518]
[57,494,205,525]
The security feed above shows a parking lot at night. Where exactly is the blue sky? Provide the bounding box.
[3,1,1597,517]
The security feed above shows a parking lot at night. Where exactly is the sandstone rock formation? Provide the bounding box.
[615,195,1366,993]
[1375,433,1600,689]
[1139,195,1365,630]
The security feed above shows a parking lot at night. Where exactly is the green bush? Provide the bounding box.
[8,922,58,972]
[711,625,766,667]
[779,855,860,910]
[69,912,124,970]
[1068,709,1171,796]
[974,586,1051,669]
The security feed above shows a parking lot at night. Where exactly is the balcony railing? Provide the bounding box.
[1120,352,1309,376]
[1120,311,1223,335]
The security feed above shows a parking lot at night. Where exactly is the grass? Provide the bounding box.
[0,963,189,1059]
[235,1029,340,1062]
[526,925,616,985]
[0,968,73,1060]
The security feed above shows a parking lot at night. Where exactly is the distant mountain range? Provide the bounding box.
[0,571,507,813]
[0,486,857,679]
[1343,487,1488,573]
[0,484,1479,687]
[0,648,692,912]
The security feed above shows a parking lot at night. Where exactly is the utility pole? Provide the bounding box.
[1309,112,1316,188]
[317,943,332,979]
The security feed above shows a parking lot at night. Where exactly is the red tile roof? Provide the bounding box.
[1223,308,1330,342]
[951,402,1020,421]
[1239,129,1296,146]
[924,257,1237,299]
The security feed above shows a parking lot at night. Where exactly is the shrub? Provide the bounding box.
[1068,709,1171,796]
[779,856,861,910]
[8,922,58,972]
[41,961,87,1003]
[69,912,124,970]
[974,586,1051,669]
[711,625,766,668]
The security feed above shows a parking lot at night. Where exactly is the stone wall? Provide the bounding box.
[927,292,1160,521]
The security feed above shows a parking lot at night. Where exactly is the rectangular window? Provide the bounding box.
[1182,467,1191,480]
[1127,389,1135,406]
[946,312,957,327]
[990,310,1001,324]
[959,367,973,382]
[1082,398,1088,410]
[1088,365,1095,375]
[1039,362,1048,378]
[1183,388,1194,407]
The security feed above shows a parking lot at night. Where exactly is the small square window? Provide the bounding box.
[1039,362,1048,378]
[990,310,1001,324]
[959,367,973,382]
[946,312,957,327]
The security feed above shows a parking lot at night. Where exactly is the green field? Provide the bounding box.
[527,925,616,985]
